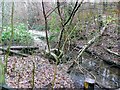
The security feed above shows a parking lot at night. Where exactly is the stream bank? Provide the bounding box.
[68,51,120,89]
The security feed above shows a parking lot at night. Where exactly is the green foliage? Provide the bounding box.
[48,13,60,42]
[31,24,45,31]
[48,35,56,41]
[102,15,117,25]
[1,23,34,46]
[49,13,60,32]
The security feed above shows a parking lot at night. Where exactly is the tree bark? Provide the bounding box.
[42,1,50,52]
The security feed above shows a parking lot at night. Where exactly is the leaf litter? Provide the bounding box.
[4,55,74,88]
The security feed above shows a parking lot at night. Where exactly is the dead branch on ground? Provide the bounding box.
[103,47,120,57]
[0,46,39,51]
[0,47,27,57]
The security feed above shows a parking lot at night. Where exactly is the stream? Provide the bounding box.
[2,30,119,89]
[31,30,120,89]
[69,52,120,89]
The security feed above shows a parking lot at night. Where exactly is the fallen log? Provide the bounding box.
[68,23,109,71]
[67,23,117,88]
[0,48,28,57]
[76,25,107,60]
[0,46,39,50]
[75,44,120,67]
[85,49,120,68]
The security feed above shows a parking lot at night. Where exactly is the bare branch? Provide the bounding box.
[46,3,66,18]
[57,1,63,22]
[56,0,65,50]
[69,0,84,24]
[46,6,58,18]
[64,0,79,26]
[57,0,84,50]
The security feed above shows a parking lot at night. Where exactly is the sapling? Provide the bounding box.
[5,1,14,72]
[0,58,5,86]
[32,60,35,89]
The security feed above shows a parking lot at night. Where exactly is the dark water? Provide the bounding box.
[68,52,120,88]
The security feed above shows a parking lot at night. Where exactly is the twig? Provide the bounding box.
[103,47,120,57]
[64,0,80,26]
[57,1,63,22]
[46,6,58,18]
[46,3,67,18]
[61,25,77,51]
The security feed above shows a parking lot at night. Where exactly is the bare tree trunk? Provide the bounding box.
[42,1,50,53]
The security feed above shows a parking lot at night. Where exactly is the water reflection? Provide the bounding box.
[69,52,120,88]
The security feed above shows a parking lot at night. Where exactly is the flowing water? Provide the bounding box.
[69,52,120,89]
[28,30,120,89]
[1,30,119,89]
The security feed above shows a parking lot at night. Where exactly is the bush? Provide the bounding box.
[1,23,34,46]
[48,13,60,42]
[30,24,45,31]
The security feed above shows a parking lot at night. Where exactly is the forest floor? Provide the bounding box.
[0,22,119,89]
[4,55,74,88]
[0,30,75,88]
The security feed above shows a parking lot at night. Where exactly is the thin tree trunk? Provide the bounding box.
[42,1,50,53]
[56,0,65,50]
[5,1,14,72]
